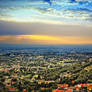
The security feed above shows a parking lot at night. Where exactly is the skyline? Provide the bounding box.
[0,0,92,45]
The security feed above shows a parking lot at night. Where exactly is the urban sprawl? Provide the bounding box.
[0,47,92,92]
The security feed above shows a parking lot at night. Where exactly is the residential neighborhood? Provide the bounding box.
[0,47,92,92]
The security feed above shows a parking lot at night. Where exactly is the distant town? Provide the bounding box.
[0,46,92,92]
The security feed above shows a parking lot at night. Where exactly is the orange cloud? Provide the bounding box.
[0,35,92,45]
[16,35,60,41]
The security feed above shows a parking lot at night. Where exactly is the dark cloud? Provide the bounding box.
[0,21,92,38]
[0,21,25,35]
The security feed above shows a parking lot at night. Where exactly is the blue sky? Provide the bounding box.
[0,0,92,25]
[0,0,92,45]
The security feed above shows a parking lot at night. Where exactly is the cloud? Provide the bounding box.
[0,0,92,25]
[0,0,92,44]
[0,21,92,37]
[0,35,92,45]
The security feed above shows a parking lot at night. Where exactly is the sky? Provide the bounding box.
[0,0,92,45]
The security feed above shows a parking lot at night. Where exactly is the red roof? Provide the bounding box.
[45,81,49,83]
[63,84,69,87]
[58,84,64,87]
[9,87,16,91]
[23,89,27,92]
[75,86,81,89]
[6,84,11,87]
[68,89,73,92]
[72,80,75,83]
[57,90,64,92]
[80,84,87,87]
[87,83,92,86]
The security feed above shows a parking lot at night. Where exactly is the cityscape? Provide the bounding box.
[0,45,92,92]
[0,0,92,92]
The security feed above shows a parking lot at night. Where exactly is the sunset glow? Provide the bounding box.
[0,0,92,45]
[0,35,92,45]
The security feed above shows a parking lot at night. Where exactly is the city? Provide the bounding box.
[0,0,92,91]
[0,46,92,92]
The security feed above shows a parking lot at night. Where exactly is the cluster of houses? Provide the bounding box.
[53,83,92,92]
[5,82,92,92]
[0,50,92,92]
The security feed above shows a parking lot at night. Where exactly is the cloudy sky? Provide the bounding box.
[0,0,92,45]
